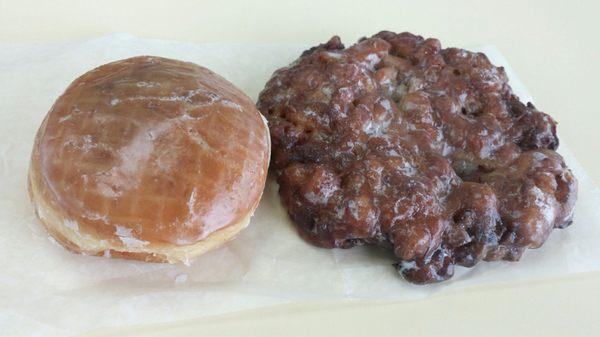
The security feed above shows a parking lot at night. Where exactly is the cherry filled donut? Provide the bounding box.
[28,56,270,263]
[258,31,578,284]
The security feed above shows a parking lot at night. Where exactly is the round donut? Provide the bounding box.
[28,56,270,263]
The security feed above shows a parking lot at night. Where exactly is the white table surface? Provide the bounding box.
[1,0,598,336]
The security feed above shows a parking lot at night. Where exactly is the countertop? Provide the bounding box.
[1,0,598,336]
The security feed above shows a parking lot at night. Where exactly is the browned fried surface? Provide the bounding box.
[31,56,270,258]
[258,32,577,284]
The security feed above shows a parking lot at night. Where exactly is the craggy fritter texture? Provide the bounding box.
[257,31,578,284]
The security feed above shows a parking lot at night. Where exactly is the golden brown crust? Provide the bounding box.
[28,56,270,263]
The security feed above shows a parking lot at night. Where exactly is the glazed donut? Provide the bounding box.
[28,56,270,263]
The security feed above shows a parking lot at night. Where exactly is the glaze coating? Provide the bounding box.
[29,56,270,262]
[258,32,577,283]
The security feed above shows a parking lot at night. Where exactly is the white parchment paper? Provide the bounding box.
[0,34,598,337]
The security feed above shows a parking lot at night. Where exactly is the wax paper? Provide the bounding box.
[0,34,598,337]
